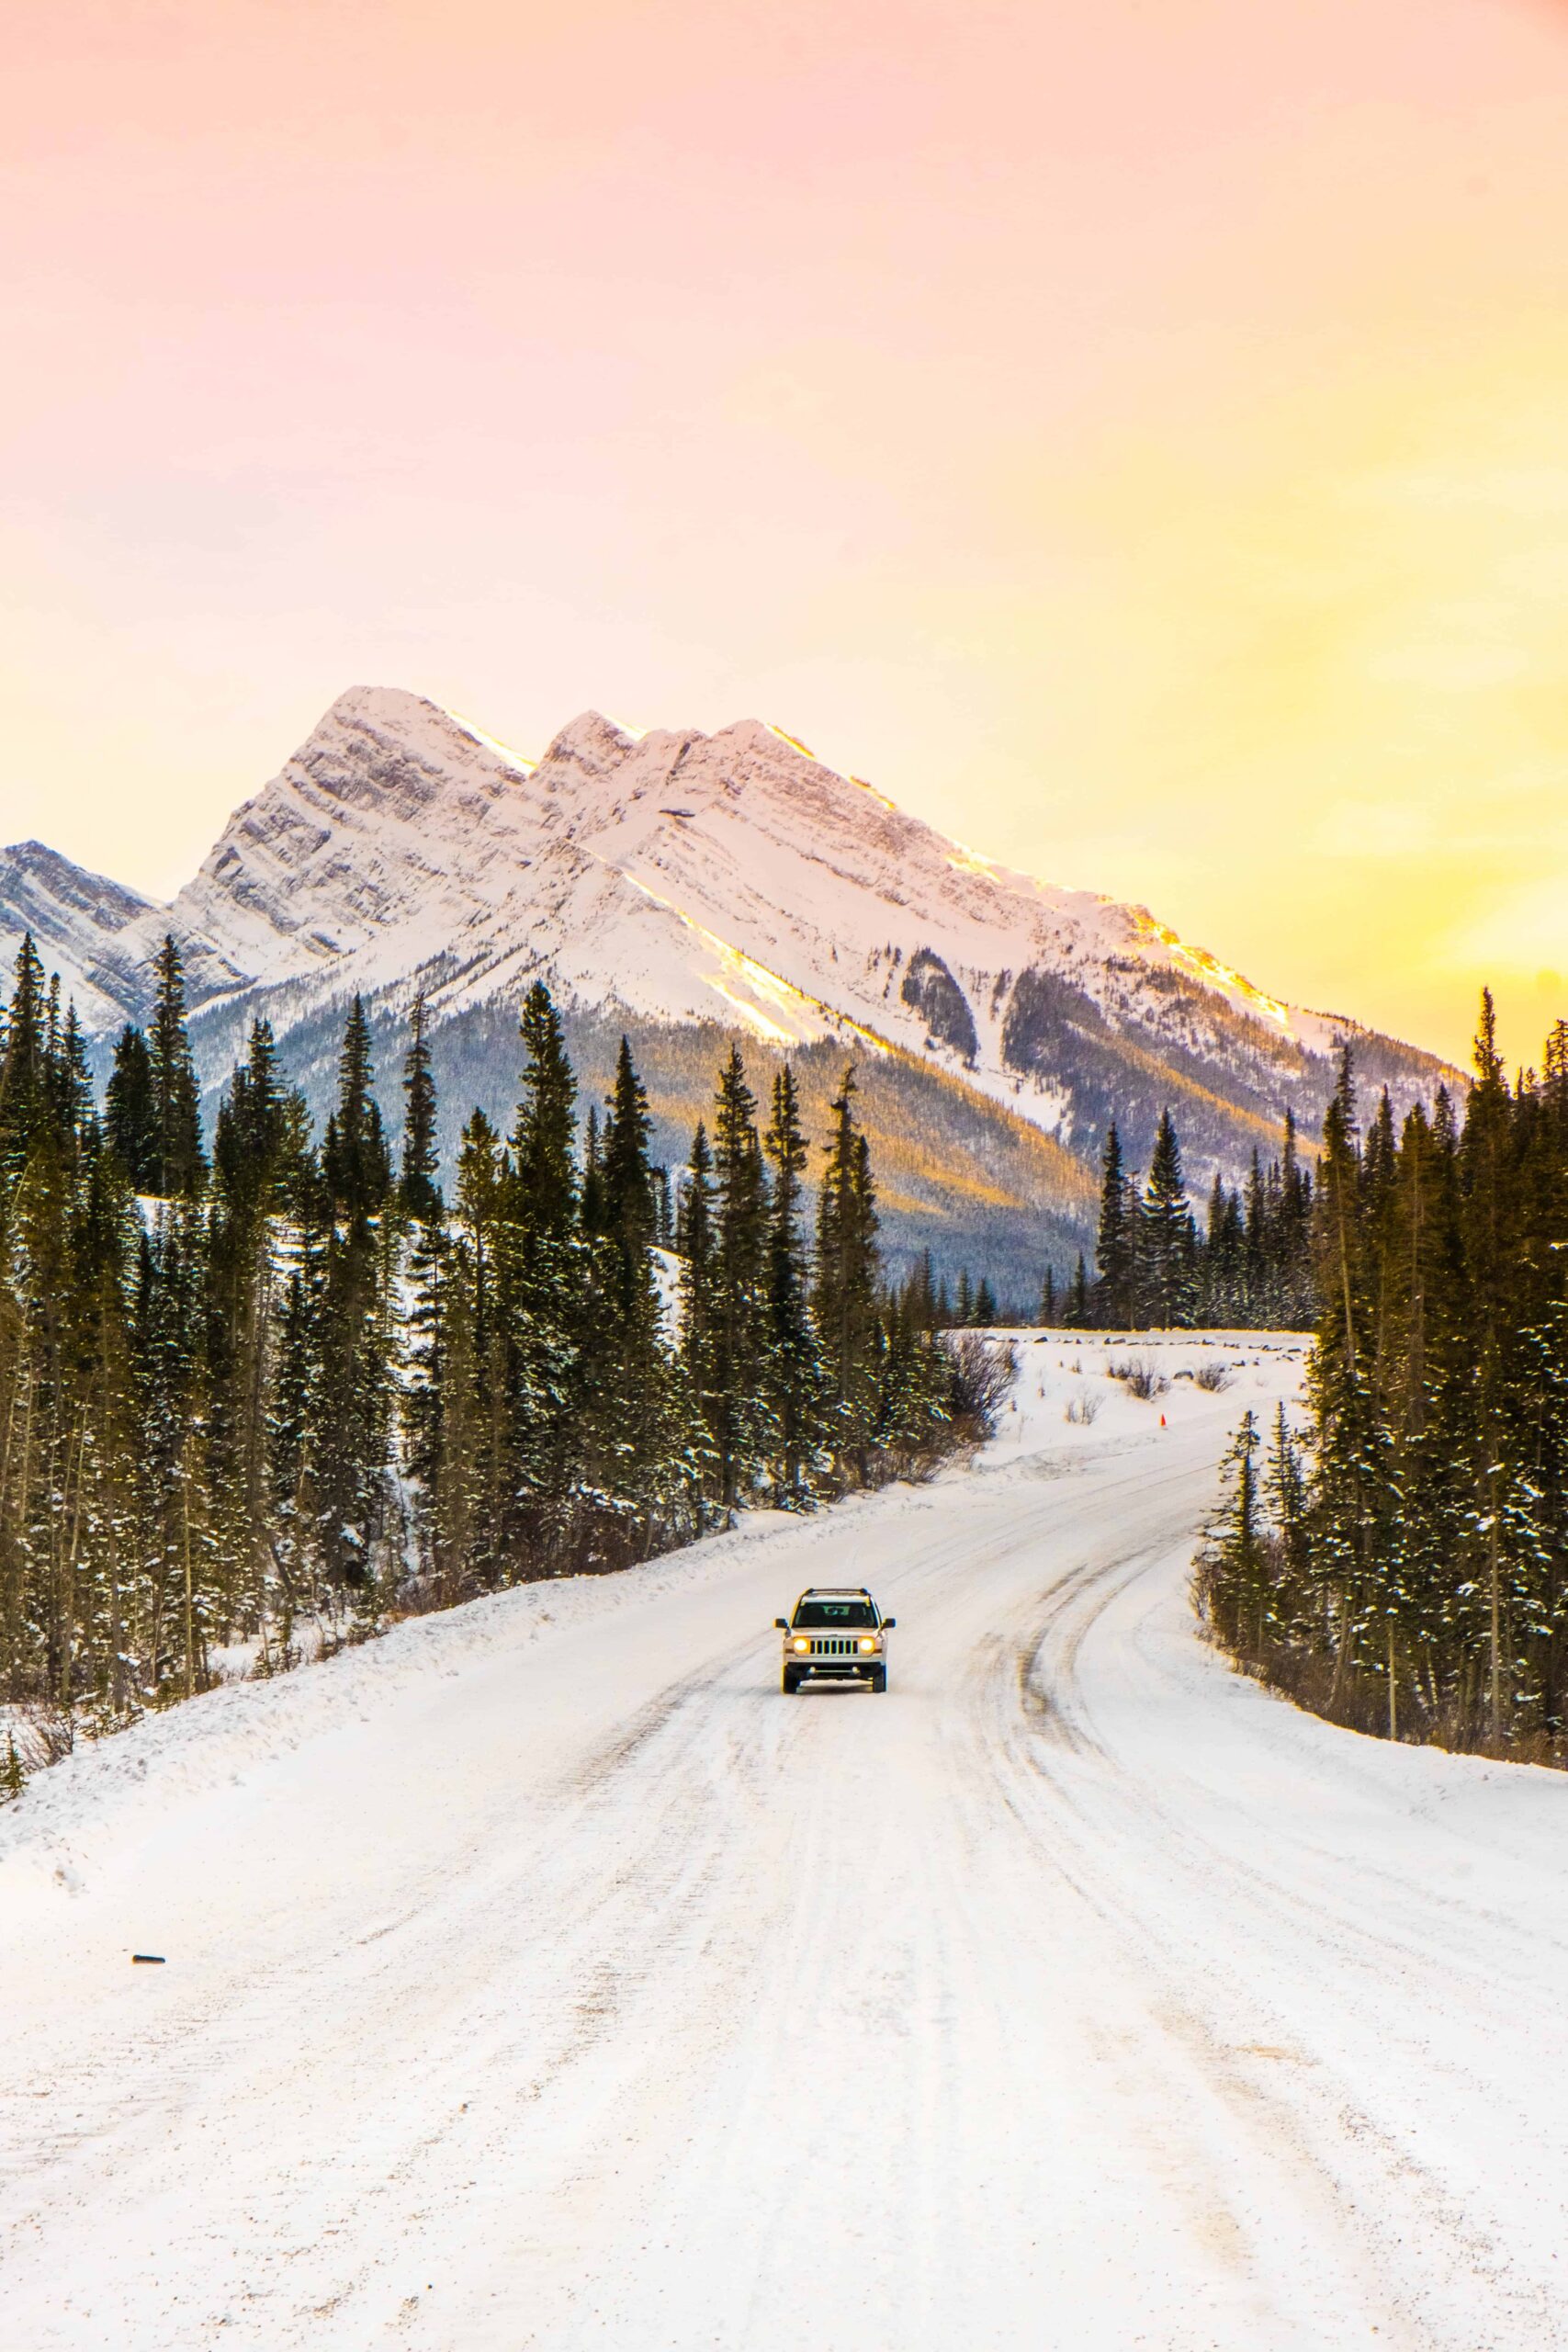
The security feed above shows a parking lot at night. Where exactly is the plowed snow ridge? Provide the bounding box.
[4,1333,1567,2351]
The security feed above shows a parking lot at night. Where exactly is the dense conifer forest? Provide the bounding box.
[965,1102,1316,1333]
[0,936,980,1773]
[1198,996,1568,1765]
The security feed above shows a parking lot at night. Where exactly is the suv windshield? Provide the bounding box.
[793,1600,877,1629]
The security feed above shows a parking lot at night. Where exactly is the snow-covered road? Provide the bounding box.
[6,1334,1568,2350]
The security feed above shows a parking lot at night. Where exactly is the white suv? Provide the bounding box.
[775,1588,896,1694]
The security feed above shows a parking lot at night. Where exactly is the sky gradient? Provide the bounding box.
[6,0,1568,1069]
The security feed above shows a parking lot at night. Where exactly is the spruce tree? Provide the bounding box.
[323,997,390,1219]
[653,1165,674,1247]
[428,1229,483,1600]
[400,995,442,1220]
[1140,1110,1196,1328]
[705,1049,773,1509]
[1094,1123,1135,1327]
[501,983,585,1566]
[509,983,577,1243]
[581,1106,606,1238]
[678,1123,720,1521]
[452,1109,509,1584]
[105,1024,159,1191]
[1202,1172,1246,1329]
[311,1206,395,1605]
[1200,1409,1268,1653]
[148,936,206,1199]
[0,934,51,1177]
[600,1037,656,1276]
[763,1064,824,1501]
[814,1067,881,1479]
[206,1019,308,1644]
[577,1041,700,1563]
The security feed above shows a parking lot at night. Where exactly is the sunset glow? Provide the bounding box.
[6,0,1568,1064]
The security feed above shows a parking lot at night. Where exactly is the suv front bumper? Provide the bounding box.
[783,1646,885,1682]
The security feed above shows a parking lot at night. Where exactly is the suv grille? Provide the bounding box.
[807,1635,861,1657]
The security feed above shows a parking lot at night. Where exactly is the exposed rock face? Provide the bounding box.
[901,949,979,1065]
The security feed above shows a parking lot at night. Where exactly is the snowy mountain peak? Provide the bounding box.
[2,839,154,930]
[0,841,181,1032]
[3,686,1459,1213]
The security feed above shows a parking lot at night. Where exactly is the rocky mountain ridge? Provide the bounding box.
[1,686,1460,1280]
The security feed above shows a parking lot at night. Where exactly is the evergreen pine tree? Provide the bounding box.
[1198,1409,1268,1653]
[581,1106,606,1238]
[105,1024,159,1191]
[1094,1123,1135,1327]
[509,982,578,1243]
[147,936,206,1199]
[814,1068,882,1481]
[600,1037,655,1272]
[1140,1110,1196,1328]
[678,1123,720,1521]
[500,983,585,1566]
[451,1110,509,1585]
[763,1065,824,1502]
[0,935,52,1176]
[705,1048,773,1509]
[576,1039,701,1563]
[311,1206,395,1606]
[322,997,390,1218]
[400,994,442,1219]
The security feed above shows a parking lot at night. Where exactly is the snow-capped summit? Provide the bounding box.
[1,685,1456,1263]
[0,838,245,1033]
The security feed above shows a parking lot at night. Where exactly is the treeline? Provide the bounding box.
[1052,1105,1316,1330]
[1198,996,1568,1763]
[0,935,973,1756]
[917,1107,1314,1332]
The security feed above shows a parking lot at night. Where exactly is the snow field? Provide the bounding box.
[4,1332,1568,2348]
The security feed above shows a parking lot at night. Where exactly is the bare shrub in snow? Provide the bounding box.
[1064,1390,1102,1426]
[946,1333,1018,1440]
[1108,1356,1169,1401]
[1193,1362,1234,1393]
[12,1699,74,1768]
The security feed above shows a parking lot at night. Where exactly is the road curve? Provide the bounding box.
[3,1337,1567,2350]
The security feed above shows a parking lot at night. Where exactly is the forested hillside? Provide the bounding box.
[179,991,1101,1298]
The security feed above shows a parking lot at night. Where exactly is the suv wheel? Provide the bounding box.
[782,1666,803,1694]
[869,1667,887,1693]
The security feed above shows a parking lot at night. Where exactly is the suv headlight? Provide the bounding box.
[857,1635,880,1653]
[790,1635,810,1653]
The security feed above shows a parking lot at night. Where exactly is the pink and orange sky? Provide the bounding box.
[6,0,1568,1067]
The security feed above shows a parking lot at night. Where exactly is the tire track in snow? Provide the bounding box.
[986,1505,1567,2352]
[6,1351,1568,2349]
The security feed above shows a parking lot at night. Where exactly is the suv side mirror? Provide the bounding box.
[774,1618,789,1631]
[882,1617,897,1631]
